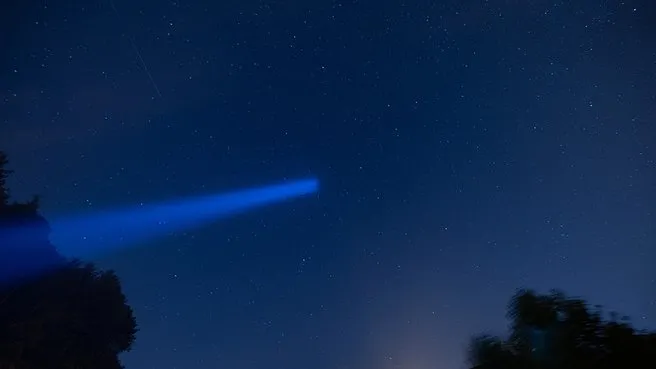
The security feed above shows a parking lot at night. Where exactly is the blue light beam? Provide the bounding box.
[49,178,318,258]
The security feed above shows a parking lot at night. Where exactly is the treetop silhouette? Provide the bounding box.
[468,289,656,369]
[0,151,137,369]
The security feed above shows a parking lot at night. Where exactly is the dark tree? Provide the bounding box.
[0,151,138,369]
[0,151,11,206]
[467,289,656,369]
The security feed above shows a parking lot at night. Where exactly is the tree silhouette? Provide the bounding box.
[467,289,656,369]
[0,151,137,369]
[0,151,11,206]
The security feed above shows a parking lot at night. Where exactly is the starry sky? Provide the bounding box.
[2,1,655,369]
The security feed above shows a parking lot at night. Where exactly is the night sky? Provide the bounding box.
[2,1,655,369]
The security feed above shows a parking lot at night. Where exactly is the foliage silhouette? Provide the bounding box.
[467,289,656,369]
[0,151,137,369]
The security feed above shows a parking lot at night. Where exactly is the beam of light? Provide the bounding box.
[46,177,319,259]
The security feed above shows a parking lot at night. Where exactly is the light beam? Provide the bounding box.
[49,178,319,258]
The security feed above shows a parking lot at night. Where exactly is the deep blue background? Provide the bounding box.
[2,1,655,369]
